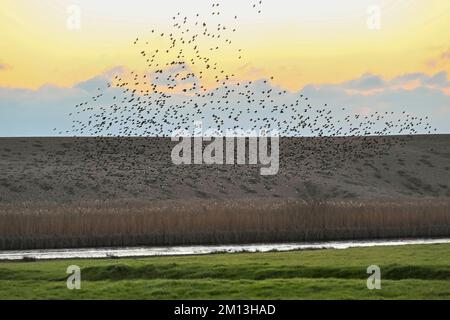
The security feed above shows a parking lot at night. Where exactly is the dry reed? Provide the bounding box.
[0,198,449,250]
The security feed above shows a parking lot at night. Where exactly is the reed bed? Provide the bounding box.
[0,198,449,250]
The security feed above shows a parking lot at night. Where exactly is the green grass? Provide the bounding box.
[0,243,449,299]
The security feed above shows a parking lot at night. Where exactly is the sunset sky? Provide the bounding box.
[1,0,450,136]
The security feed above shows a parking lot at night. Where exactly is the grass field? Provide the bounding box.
[0,243,449,299]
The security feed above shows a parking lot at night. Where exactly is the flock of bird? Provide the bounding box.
[55,1,436,176]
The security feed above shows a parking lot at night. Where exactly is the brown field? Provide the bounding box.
[0,135,450,250]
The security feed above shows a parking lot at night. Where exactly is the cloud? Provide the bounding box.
[335,71,450,93]
[390,72,425,84]
[390,71,450,90]
[237,63,265,79]
[427,49,450,68]
[74,66,125,91]
[147,63,199,89]
[0,68,449,136]
[0,63,10,71]
[301,71,450,133]
[342,73,385,90]
[0,67,125,137]
[423,71,450,88]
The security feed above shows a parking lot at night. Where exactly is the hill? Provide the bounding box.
[1,135,450,204]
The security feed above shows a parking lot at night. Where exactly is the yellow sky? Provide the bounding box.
[1,0,449,91]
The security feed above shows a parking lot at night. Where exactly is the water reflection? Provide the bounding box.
[1,238,449,261]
